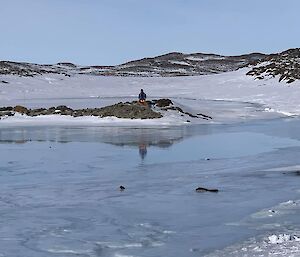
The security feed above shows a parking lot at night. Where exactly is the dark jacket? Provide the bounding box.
[139,91,146,100]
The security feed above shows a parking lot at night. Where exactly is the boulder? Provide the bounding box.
[154,98,173,107]
[13,105,28,114]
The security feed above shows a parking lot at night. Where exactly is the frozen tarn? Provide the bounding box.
[2,118,300,256]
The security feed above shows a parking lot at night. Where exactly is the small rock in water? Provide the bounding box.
[195,187,219,193]
[119,185,125,191]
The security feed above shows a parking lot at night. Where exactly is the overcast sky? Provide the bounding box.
[1,0,299,65]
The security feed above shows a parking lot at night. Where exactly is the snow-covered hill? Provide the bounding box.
[0,52,266,77]
[246,48,300,83]
[81,52,265,77]
[2,49,300,80]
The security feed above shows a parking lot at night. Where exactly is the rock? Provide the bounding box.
[0,111,14,117]
[57,62,77,68]
[55,105,73,111]
[13,105,28,114]
[195,187,219,193]
[0,106,13,111]
[184,112,198,118]
[163,105,210,120]
[154,98,173,107]
[27,108,48,116]
[197,113,213,120]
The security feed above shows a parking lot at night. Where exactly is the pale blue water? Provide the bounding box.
[1,118,300,257]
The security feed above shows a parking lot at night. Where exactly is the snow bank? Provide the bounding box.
[0,112,197,127]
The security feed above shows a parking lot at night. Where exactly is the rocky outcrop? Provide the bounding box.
[153,98,173,107]
[0,98,213,121]
[74,102,162,119]
[246,48,300,83]
[0,102,163,119]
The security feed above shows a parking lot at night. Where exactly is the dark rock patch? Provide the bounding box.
[0,106,13,111]
[283,170,300,176]
[197,113,213,120]
[0,106,14,117]
[153,98,173,107]
[195,187,219,193]
[161,104,212,120]
[57,62,77,68]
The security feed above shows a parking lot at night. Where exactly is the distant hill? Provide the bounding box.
[0,52,264,78]
[79,52,266,77]
[1,49,300,83]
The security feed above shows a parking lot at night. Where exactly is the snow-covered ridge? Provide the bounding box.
[246,48,300,83]
[0,51,266,78]
[2,49,300,81]
[78,52,266,77]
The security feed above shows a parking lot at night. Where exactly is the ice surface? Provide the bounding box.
[1,69,300,256]
[1,118,300,256]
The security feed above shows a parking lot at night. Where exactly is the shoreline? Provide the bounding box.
[0,98,284,128]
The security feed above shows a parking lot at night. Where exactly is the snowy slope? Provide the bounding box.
[1,68,300,114]
[0,66,300,126]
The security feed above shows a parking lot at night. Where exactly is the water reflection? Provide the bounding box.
[139,143,147,159]
[1,120,300,162]
[0,125,214,160]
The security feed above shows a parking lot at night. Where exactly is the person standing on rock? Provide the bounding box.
[138,89,147,105]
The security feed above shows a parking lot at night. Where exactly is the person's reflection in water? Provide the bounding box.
[139,143,148,160]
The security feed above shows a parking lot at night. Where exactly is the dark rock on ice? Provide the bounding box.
[195,187,219,193]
